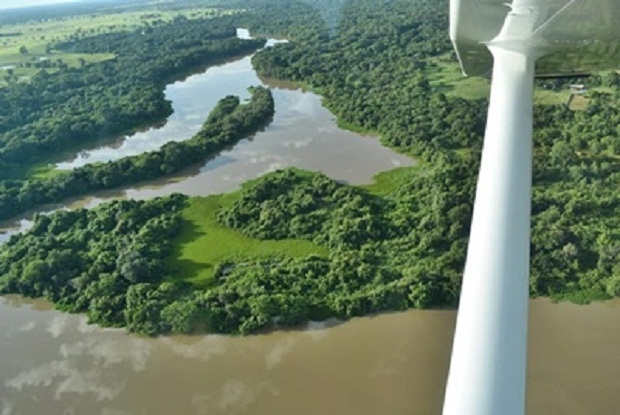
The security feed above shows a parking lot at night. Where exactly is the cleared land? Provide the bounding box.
[168,192,328,288]
[0,6,238,86]
[425,58,490,100]
[427,54,586,107]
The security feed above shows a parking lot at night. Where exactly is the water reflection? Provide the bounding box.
[55,29,282,170]
[4,28,616,415]
[3,297,620,414]
[0,296,453,415]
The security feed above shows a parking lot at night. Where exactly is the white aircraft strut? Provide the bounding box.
[443,1,542,414]
[444,0,620,413]
[442,45,535,415]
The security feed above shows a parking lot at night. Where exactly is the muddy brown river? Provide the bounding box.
[1,30,619,415]
[2,296,620,414]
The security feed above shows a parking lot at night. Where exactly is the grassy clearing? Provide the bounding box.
[360,165,422,196]
[568,94,589,111]
[427,55,590,108]
[26,163,69,180]
[425,59,490,100]
[168,193,327,288]
[0,7,240,86]
[3,159,60,180]
[534,89,572,106]
[335,118,377,135]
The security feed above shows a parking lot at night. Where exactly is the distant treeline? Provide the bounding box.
[0,16,264,174]
[0,18,264,178]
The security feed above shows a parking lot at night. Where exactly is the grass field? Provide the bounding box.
[168,192,328,288]
[0,6,239,86]
[426,54,586,107]
[425,59,490,100]
[359,165,422,196]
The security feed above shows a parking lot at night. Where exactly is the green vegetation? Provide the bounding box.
[424,57,490,101]
[3,0,620,335]
[0,195,191,335]
[0,6,240,86]
[0,166,463,335]
[0,86,275,220]
[359,165,423,196]
[0,15,265,182]
[241,0,620,304]
[170,194,327,287]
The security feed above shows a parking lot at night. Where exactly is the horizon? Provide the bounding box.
[0,0,79,10]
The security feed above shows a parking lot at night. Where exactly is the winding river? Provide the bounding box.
[0,29,412,240]
[2,30,620,415]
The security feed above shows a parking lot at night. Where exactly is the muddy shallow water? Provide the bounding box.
[2,297,620,414]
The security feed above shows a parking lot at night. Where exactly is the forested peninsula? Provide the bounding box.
[0,86,274,219]
[2,0,620,335]
[0,16,265,186]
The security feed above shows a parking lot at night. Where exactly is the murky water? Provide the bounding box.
[2,296,620,414]
[55,30,277,169]
[0,83,411,242]
[55,30,411,185]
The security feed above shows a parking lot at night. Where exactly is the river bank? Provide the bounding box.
[0,30,414,241]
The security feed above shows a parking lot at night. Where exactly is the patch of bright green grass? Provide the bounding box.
[2,160,69,181]
[27,163,69,180]
[168,194,327,288]
[335,118,377,135]
[550,287,610,305]
[425,59,490,100]
[534,89,571,106]
[359,165,421,196]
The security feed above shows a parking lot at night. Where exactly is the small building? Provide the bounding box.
[569,84,587,94]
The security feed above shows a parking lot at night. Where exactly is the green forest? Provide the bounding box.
[2,0,620,335]
[0,17,265,177]
[0,86,274,219]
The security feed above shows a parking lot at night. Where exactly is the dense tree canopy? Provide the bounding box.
[236,0,620,304]
[0,86,274,220]
[2,0,620,335]
[0,16,265,175]
[0,195,191,335]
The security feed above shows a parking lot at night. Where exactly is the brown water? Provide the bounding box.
[2,296,620,414]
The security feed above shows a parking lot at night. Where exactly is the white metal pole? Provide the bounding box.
[442,45,535,415]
